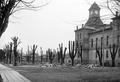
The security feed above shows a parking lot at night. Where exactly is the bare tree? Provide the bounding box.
[109,43,118,67]
[48,49,55,64]
[46,50,49,62]
[0,49,5,62]
[0,0,50,37]
[96,46,103,66]
[58,43,67,65]
[31,44,37,64]
[68,41,78,66]
[11,36,21,66]
[57,48,61,63]
[3,44,9,63]
[40,47,43,63]
[9,42,13,64]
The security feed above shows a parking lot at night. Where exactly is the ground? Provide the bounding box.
[7,65,120,82]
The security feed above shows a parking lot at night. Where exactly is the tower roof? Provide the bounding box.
[85,17,103,27]
[89,2,100,10]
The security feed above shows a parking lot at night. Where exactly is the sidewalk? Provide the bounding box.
[0,64,31,82]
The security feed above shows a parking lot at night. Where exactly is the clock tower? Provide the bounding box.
[89,2,100,18]
[85,2,103,27]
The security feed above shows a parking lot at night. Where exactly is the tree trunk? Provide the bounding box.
[99,58,102,66]
[112,58,115,67]
[13,47,17,66]
[32,52,35,64]
[9,53,12,64]
[14,54,17,66]
[50,60,52,64]
[71,59,74,66]
[80,56,82,64]
[61,58,64,65]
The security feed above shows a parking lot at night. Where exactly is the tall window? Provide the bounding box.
[80,33,81,39]
[106,50,108,59]
[77,34,79,40]
[96,38,98,48]
[91,39,93,47]
[101,37,103,47]
[106,36,109,46]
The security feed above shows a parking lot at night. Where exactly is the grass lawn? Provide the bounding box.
[7,65,120,82]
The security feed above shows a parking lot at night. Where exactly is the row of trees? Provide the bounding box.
[23,41,82,66]
[0,36,21,66]
[96,43,119,67]
[0,35,119,67]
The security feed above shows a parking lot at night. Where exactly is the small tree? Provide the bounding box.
[48,49,55,64]
[109,43,118,67]
[40,47,43,63]
[57,48,61,63]
[9,42,13,64]
[4,44,10,64]
[58,43,67,65]
[46,51,49,62]
[31,44,37,64]
[0,49,5,62]
[68,41,78,66]
[11,36,21,66]
[96,46,103,66]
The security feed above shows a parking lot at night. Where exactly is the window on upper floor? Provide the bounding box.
[101,37,103,47]
[106,50,109,59]
[80,33,81,39]
[96,38,98,48]
[91,39,93,47]
[77,34,79,40]
[106,36,109,46]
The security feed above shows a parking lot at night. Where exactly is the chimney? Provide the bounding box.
[82,24,84,28]
[76,26,78,30]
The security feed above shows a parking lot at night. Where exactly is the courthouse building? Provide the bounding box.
[75,2,120,65]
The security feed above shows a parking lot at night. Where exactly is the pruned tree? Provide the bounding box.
[46,51,49,62]
[109,43,118,67]
[9,42,13,64]
[4,44,10,64]
[11,36,21,66]
[0,0,50,37]
[40,47,43,63]
[96,46,103,66]
[31,44,37,64]
[58,43,67,65]
[48,49,55,64]
[76,41,83,64]
[57,48,61,63]
[68,41,78,66]
[0,49,5,62]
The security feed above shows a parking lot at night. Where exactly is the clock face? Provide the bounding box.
[95,10,98,14]
[90,11,93,15]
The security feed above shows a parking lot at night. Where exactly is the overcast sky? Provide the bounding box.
[0,0,112,54]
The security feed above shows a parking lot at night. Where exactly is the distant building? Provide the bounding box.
[75,2,120,66]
